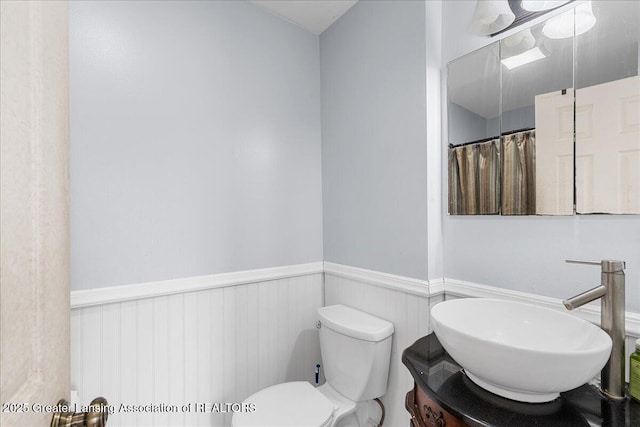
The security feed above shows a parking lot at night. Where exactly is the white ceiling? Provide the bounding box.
[249,0,359,35]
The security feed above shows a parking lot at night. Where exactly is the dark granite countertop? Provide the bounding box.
[402,334,640,427]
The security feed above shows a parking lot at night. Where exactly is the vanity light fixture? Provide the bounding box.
[501,46,547,69]
[521,1,571,12]
[542,1,596,39]
[469,0,516,36]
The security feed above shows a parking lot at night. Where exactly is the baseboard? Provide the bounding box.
[71,262,324,308]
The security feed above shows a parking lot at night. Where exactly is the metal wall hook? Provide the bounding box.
[51,397,109,427]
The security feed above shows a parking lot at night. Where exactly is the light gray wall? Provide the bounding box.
[449,103,490,145]
[485,104,536,136]
[320,0,429,280]
[442,0,640,313]
[70,1,323,290]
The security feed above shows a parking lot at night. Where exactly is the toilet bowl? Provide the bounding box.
[232,304,394,427]
[232,382,335,427]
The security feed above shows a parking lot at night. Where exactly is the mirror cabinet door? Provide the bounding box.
[447,2,639,216]
[501,18,574,215]
[447,43,501,215]
[575,1,640,214]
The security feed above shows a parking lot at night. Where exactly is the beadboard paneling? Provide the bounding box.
[71,273,323,427]
[323,266,432,427]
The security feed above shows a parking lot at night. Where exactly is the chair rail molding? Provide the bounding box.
[71,262,324,308]
[323,262,436,298]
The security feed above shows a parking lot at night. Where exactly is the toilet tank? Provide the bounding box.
[318,305,394,402]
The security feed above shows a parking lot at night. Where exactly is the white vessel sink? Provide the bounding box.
[431,298,612,403]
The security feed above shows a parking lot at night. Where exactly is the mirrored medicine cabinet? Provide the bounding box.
[447,0,640,216]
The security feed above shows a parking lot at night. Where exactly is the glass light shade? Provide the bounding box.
[501,28,537,58]
[521,1,570,12]
[470,0,516,36]
[542,1,596,39]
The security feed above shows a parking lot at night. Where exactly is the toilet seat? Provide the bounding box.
[232,381,335,427]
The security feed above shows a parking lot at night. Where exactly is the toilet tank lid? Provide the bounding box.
[318,305,394,342]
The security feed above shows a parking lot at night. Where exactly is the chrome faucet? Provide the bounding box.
[563,259,626,400]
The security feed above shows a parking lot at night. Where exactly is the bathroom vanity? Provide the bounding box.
[403,334,640,427]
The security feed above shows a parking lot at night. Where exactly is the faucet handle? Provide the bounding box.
[565,259,626,272]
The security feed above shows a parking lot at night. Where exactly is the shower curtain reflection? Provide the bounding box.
[448,130,537,216]
[501,130,536,215]
[448,139,500,215]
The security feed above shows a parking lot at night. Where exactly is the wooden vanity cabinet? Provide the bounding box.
[406,382,470,427]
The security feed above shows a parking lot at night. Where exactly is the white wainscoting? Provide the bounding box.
[70,263,640,427]
[323,262,436,427]
[70,264,323,427]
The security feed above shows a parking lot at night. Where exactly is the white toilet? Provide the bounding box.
[232,304,394,427]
